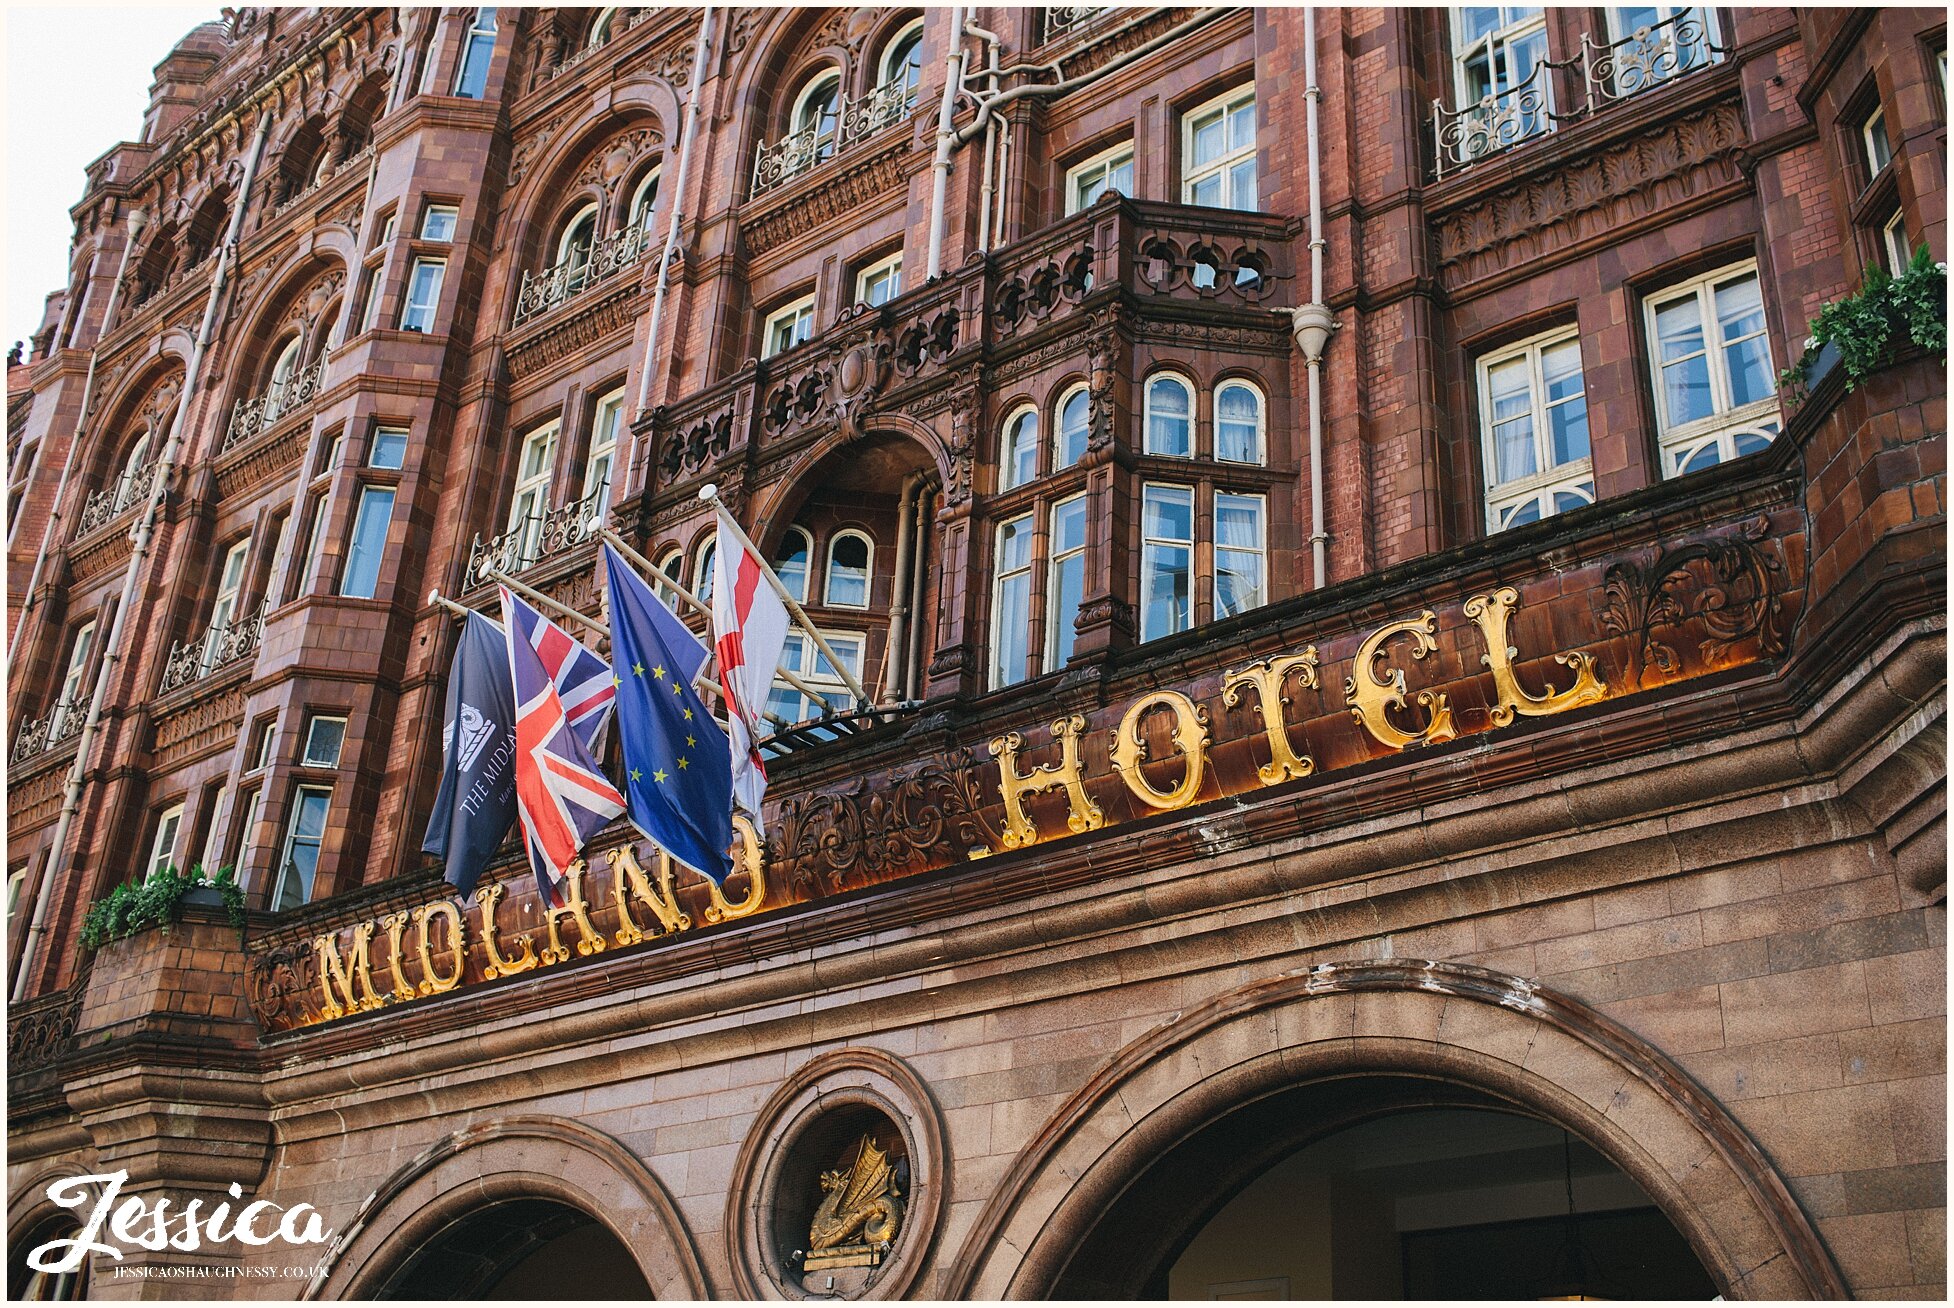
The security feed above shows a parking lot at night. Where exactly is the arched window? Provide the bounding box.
[654,547,685,611]
[266,336,303,414]
[792,69,843,162]
[1144,373,1194,457]
[694,540,717,606]
[773,525,813,602]
[825,530,872,607]
[1214,379,1264,464]
[556,203,599,275]
[627,167,661,233]
[1055,384,1089,471]
[588,6,621,47]
[1000,406,1039,490]
[116,431,153,509]
[878,18,925,100]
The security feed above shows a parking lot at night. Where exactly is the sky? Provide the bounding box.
[4,5,218,352]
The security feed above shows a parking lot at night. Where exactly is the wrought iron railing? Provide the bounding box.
[7,982,82,1073]
[158,600,268,694]
[74,458,161,538]
[11,696,85,764]
[225,358,328,452]
[1043,7,1106,40]
[466,482,612,587]
[1432,8,1725,177]
[751,74,918,197]
[512,224,652,326]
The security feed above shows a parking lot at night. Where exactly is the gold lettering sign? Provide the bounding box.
[414,900,467,995]
[379,911,418,1002]
[1345,611,1458,750]
[1109,690,1210,811]
[1465,586,1607,724]
[611,845,692,944]
[706,816,767,924]
[989,715,1104,849]
[476,882,538,980]
[1222,649,1320,783]
[313,921,382,1019]
[540,859,605,964]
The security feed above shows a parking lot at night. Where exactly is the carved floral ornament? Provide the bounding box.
[257,521,1795,1034]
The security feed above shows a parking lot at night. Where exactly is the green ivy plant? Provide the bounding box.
[79,863,247,950]
[1780,246,1948,404]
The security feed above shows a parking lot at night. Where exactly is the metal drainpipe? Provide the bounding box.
[903,483,931,700]
[880,472,922,703]
[12,111,273,1001]
[925,6,968,279]
[1290,7,1335,590]
[9,212,148,668]
[969,23,1001,253]
[628,4,713,473]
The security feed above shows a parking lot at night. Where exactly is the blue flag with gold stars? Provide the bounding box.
[601,543,735,883]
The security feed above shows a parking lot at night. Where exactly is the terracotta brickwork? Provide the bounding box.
[5,5,1944,1301]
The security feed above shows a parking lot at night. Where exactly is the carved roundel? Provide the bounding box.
[725,1047,946,1300]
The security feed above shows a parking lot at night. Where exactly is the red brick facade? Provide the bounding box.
[6,6,1944,1300]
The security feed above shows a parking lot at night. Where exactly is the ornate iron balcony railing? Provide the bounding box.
[512,224,652,326]
[225,358,327,452]
[158,600,269,694]
[11,696,86,764]
[74,457,161,539]
[1043,6,1106,40]
[1432,8,1725,178]
[466,481,612,588]
[751,74,918,198]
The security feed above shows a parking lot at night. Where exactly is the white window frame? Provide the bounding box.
[249,717,277,773]
[791,69,843,161]
[339,485,397,599]
[272,785,333,912]
[1000,404,1040,490]
[267,335,302,406]
[420,204,459,241]
[370,425,409,471]
[628,167,661,231]
[991,511,1036,689]
[1066,141,1136,214]
[1144,372,1195,458]
[508,421,560,563]
[1882,207,1912,273]
[1862,103,1892,180]
[1055,383,1090,471]
[452,8,499,99]
[763,296,816,358]
[764,630,864,731]
[588,5,620,47]
[1140,482,1195,643]
[301,714,348,768]
[1644,261,1780,478]
[52,619,97,734]
[654,547,686,612]
[1046,493,1089,671]
[1477,328,1596,533]
[1453,7,1551,107]
[147,803,185,880]
[1213,490,1267,620]
[1214,378,1266,465]
[1181,87,1257,211]
[399,257,446,332]
[879,18,925,99]
[292,491,329,602]
[773,525,814,603]
[824,529,874,608]
[202,536,253,673]
[355,261,384,334]
[583,389,624,521]
[694,539,718,606]
[856,253,904,307]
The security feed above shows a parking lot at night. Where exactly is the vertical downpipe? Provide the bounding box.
[1299,8,1333,588]
[925,7,968,279]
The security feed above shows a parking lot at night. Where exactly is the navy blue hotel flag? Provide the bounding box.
[421,610,520,897]
[600,543,735,883]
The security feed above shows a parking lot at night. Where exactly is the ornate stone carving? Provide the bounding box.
[740,138,909,257]
[1597,514,1786,687]
[6,985,81,1073]
[768,756,996,898]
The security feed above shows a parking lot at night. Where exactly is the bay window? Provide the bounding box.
[272,786,332,911]
[992,513,1035,688]
[1478,329,1594,533]
[1182,88,1257,211]
[1141,484,1195,641]
[1645,264,1779,477]
[1047,495,1088,670]
[1214,493,1267,618]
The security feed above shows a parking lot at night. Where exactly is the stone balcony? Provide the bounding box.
[512,224,653,327]
[73,458,161,541]
[224,359,328,454]
[10,696,86,766]
[750,73,918,199]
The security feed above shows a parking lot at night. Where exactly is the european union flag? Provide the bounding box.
[601,543,734,883]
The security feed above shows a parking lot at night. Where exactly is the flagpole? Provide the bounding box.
[597,529,844,715]
[428,590,478,623]
[699,484,873,707]
[482,566,609,642]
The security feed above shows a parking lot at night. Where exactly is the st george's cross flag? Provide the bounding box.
[499,586,626,891]
[711,505,791,831]
[601,544,734,883]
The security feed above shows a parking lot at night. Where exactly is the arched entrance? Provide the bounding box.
[946,961,1847,1300]
[8,1214,91,1300]
[371,1196,649,1299]
[1061,1075,1716,1299]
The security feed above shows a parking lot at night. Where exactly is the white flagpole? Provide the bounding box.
[482,567,609,642]
[698,484,872,707]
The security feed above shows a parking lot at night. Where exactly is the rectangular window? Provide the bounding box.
[1047,495,1088,670]
[856,254,903,307]
[147,803,185,880]
[400,258,446,332]
[583,391,624,520]
[420,204,459,241]
[249,717,277,772]
[1182,89,1256,210]
[339,486,396,598]
[202,536,253,673]
[7,866,25,925]
[369,426,409,470]
[762,632,863,735]
[1478,330,1595,533]
[992,513,1035,688]
[1605,6,1719,88]
[1645,263,1779,477]
[230,785,263,872]
[1066,143,1135,214]
[302,715,347,768]
[508,422,559,563]
[291,492,328,601]
[1863,104,1892,179]
[1453,7,1551,153]
[272,786,332,911]
[1882,208,1913,273]
[355,262,383,334]
[1141,484,1194,642]
[377,211,399,246]
[52,619,96,734]
[763,297,816,358]
[453,8,498,99]
[1214,492,1267,619]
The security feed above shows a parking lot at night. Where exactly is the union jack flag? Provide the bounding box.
[499,588,625,891]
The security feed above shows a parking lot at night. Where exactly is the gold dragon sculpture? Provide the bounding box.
[803,1134,906,1270]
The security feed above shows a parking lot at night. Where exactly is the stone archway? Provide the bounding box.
[942,960,1846,1300]
[306,1117,706,1300]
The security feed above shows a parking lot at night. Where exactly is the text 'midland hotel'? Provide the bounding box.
[5,5,1945,1300]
